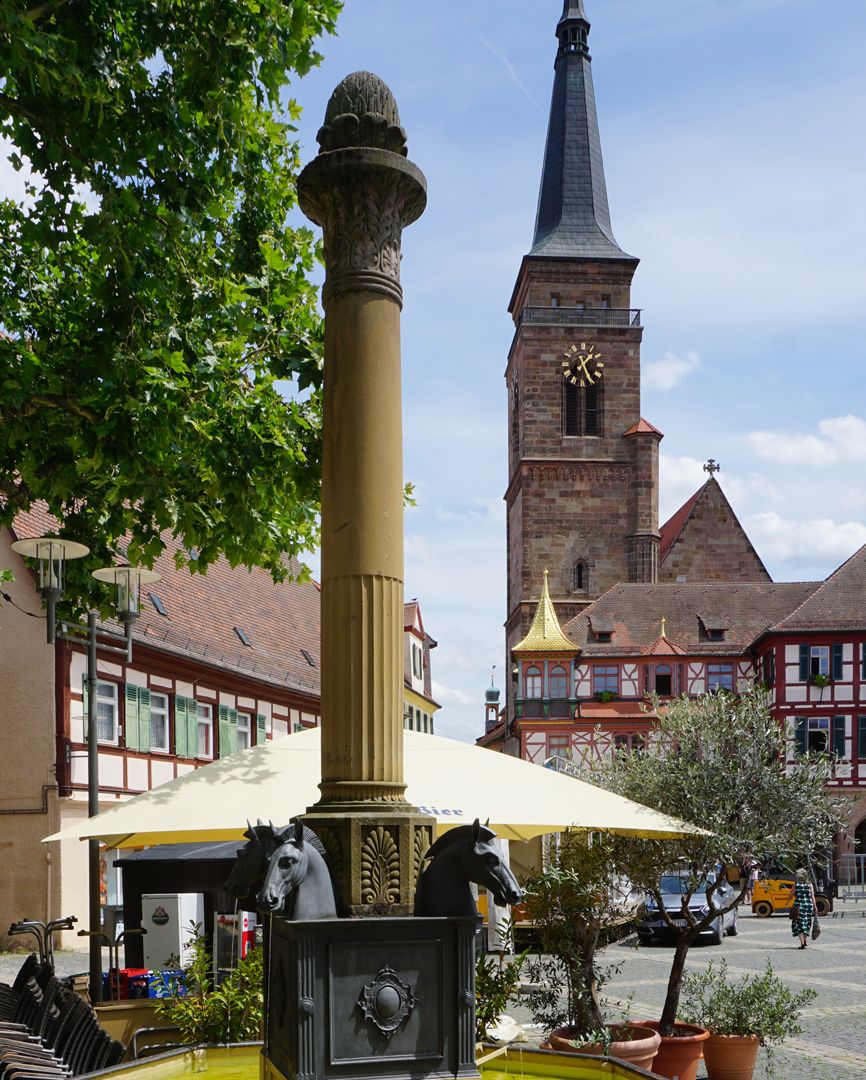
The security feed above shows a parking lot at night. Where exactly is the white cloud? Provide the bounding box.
[643,351,701,392]
[430,681,474,707]
[749,415,866,467]
[747,512,866,570]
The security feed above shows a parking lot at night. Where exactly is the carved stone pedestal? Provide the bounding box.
[263,916,479,1080]
[303,808,435,918]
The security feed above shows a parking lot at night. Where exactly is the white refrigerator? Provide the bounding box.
[141,893,204,970]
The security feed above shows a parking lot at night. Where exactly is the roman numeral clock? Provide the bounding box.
[562,342,604,387]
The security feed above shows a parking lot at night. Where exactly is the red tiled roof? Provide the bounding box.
[659,482,707,564]
[8,505,322,697]
[623,417,664,438]
[770,544,866,632]
[647,635,688,656]
[563,580,820,657]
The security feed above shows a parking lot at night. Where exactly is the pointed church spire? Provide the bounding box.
[513,569,579,653]
[531,1,634,260]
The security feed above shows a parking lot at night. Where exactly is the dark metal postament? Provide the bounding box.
[357,965,417,1036]
[266,917,479,1080]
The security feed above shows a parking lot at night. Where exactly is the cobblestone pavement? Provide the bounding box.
[507,899,866,1080]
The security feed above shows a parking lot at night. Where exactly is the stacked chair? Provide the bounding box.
[0,958,125,1079]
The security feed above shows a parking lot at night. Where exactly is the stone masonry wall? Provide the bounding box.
[660,481,771,583]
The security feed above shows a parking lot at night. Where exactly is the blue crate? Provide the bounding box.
[148,969,186,998]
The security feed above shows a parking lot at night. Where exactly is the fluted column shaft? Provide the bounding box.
[319,291,405,801]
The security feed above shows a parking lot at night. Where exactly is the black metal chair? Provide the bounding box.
[0,957,40,1023]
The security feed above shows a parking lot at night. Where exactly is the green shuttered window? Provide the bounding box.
[218,705,239,757]
[173,696,199,758]
[832,643,844,681]
[793,717,807,756]
[859,717,866,761]
[833,715,846,759]
[256,714,267,746]
[124,684,152,752]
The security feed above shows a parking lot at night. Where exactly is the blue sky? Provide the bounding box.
[287,0,866,743]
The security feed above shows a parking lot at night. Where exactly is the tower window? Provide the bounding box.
[511,381,520,454]
[525,666,543,699]
[564,380,603,438]
[585,383,600,436]
[600,294,611,309]
[550,294,560,308]
[573,560,588,592]
[549,665,568,699]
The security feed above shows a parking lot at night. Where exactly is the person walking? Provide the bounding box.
[787,868,816,948]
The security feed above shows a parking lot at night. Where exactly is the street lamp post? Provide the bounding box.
[11,537,160,1003]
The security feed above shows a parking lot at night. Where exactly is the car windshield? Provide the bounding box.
[659,874,714,895]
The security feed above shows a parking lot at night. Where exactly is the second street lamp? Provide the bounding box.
[11,537,161,1002]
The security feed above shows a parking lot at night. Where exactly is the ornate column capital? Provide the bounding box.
[298,71,427,307]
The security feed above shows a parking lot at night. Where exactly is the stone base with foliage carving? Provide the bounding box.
[302,808,434,918]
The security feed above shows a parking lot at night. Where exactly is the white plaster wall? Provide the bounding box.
[126,758,148,792]
[151,759,175,788]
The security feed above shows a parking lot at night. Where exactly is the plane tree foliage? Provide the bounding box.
[0,0,342,605]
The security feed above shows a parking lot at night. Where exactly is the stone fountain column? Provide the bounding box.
[298,72,434,917]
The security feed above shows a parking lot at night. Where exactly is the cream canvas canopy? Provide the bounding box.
[44,728,707,848]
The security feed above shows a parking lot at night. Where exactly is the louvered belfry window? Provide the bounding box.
[564,380,603,437]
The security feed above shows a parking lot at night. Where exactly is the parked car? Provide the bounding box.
[639,872,738,945]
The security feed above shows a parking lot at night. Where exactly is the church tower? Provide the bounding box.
[506,0,661,662]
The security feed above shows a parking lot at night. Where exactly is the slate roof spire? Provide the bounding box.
[531,0,634,260]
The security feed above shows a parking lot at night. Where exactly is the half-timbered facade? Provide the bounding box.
[1,505,321,942]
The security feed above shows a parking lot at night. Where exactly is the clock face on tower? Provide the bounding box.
[561,342,604,387]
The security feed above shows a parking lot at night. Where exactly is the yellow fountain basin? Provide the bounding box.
[85,1043,657,1080]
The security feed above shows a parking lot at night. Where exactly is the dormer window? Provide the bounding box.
[589,614,614,643]
[700,614,728,642]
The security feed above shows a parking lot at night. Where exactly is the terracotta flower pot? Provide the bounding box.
[703,1034,760,1080]
[634,1020,709,1080]
[548,1024,662,1072]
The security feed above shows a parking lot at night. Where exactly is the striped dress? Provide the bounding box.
[791,881,815,936]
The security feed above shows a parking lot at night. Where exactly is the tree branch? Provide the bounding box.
[24,0,70,22]
[0,91,92,168]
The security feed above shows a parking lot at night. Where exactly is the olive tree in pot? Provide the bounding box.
[521,829,661,1073]
[592,686,843,1080]
[679,959,816,1080]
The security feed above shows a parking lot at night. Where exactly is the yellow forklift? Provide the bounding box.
[751,861,834,918]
